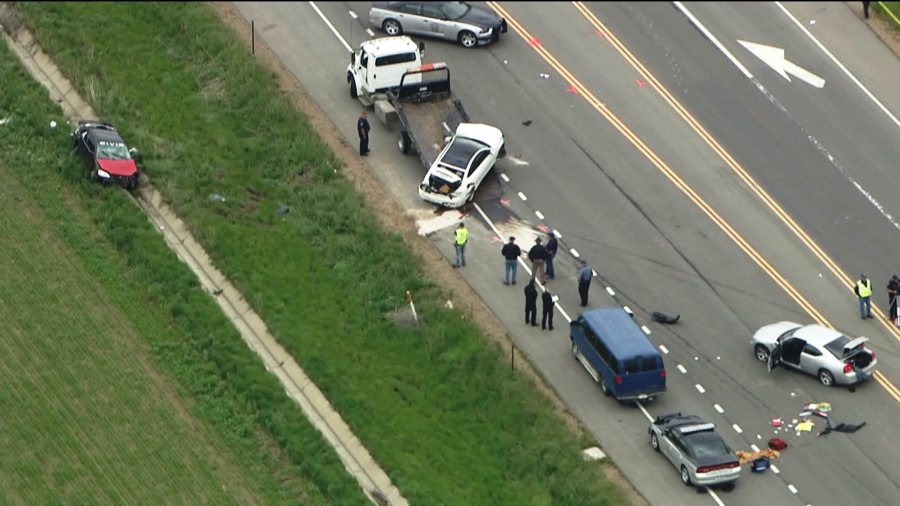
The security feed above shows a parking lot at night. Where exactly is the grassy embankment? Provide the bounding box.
[17,2,631,504]
[0,35,364,505]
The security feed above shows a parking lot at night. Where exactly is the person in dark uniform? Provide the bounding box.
[863,0,871,19]
[545,234,559,280]
[887,275,899,320]
[357,111,370,156]
[524,280,538,326]
[577,260,593,307]
[541,288,555,331]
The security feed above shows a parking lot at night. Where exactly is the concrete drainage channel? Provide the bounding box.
[0,6,405,506]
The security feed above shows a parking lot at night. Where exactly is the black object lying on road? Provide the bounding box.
[652,311,680,324]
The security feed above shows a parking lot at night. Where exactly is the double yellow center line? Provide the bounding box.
[487,1,900,402]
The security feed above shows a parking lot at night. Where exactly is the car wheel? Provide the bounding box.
[348,75,358,99]
[571,341,578,361]
[650,432,660,452]
[458,30,478,48]
[398,131,411,155]
[599,378,610,396]
[818,369,835,387]
[754,344,770,362]
[680,466,692,486]
[383,19,402,36]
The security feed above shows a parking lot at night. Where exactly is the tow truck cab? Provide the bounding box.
[347,36,424,105]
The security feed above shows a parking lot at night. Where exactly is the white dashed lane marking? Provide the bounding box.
[535,210,544,220]
[714,403,724,414]
[605,286,616,296]
[788,484,798,494]
[677,364,687,374]
[570,248,580,257]
[500,173,510,182]
[732,424,742,434]
[695,384,705,394]
[517,192,527,201]
[658,344,668,353]
[623,305,633,316]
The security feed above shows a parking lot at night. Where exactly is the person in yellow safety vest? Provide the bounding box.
[453,222,468,268]
[854,273,873,319]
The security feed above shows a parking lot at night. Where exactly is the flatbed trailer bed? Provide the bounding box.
[388,63,469,169]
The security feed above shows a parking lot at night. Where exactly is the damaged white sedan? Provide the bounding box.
[417,123,505,208]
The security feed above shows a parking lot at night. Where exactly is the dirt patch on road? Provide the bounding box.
[210,2,648,505]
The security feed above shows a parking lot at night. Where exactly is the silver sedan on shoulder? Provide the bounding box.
[369,1,507,48]
[752,321,877,387]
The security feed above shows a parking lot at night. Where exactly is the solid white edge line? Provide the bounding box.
[635,401,654,422]
[673,2,753,79]
[774,2,900,129]
[309,2,352,52]
[707,488,727,506]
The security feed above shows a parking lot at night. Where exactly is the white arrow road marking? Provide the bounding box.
[738,40,825,88]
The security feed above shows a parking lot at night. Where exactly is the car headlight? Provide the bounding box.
[480,26,491,34]
[97,169,111,179]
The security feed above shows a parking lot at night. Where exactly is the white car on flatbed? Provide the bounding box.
[417,123,505,208]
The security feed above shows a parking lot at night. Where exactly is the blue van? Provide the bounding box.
[570,307,667,401]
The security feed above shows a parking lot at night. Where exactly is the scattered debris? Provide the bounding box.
[276,205,290,216]
[539,72,550,79]
[770,418,783,428]
[208,193,226,202]
[0,117,10,125]
[736,448,780,465]
[582,446,606,461]
[751,457,770,473]
[651,311,680,324]
[444,299,454,309]
[767,437,788,451]
[49,120,57,128]
[796,420,814,432]
[522,120,533,126]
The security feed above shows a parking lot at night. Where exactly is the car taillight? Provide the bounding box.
[696,462,739,474]
[843,363,853,373]
[614,376,623,385]
[660,370,667,378]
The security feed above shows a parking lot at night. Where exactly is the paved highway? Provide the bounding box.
[233,2,899,505]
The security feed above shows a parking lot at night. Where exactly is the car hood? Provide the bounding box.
[97,158,138,176]
[753,321,801,345]
[460,5,502,28]
[455,123,504,149]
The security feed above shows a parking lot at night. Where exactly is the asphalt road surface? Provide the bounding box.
[234,2,900,505]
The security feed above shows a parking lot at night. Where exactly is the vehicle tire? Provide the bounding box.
[383,19,402,36]
[498,143,507,159]
[458,30,478,48]
[398,131,411,155]
[572,341,578,361]
[650,432,660,452]
[599,378,610,396]
[680,466,692,486]
[818,369,835,387]
[348,75,358,99]
[754,344,770,362]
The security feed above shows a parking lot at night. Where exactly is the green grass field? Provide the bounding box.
[0,30,365,506]
[14,2,631,504]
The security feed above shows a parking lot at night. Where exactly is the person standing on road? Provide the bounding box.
[501,236,521,285]
[453,222,468,268]
[528,237,548,284]
[545,233,559,280]
[578,260,593,307]
[541,288,555,331]
[524,280,539,326]
[855,273,873,319]
[887,275,899,321]
[863,0,871,19]
[357,111,371,156]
